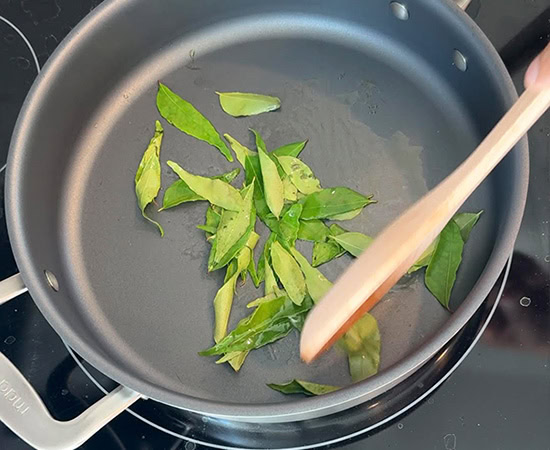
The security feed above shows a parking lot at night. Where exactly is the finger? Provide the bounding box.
[524,42,550,90]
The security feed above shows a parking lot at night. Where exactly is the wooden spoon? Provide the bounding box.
[300,85,550,363]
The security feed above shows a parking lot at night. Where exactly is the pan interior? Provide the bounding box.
[54,15,496,405]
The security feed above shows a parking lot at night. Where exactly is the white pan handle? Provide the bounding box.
[0,273,142,450]
[0,273,28,305]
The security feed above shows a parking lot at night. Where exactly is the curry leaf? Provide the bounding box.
[237,231,260,287]
[297,219,330,242]
[199,205,222,240]
[197,224,218,234]
[209,224,254,272]
[290,248,332,303]
[329,224,347,235]
[271,241,306,306]
[264,257,279,296]
[256,233,276,287]
[312,242,343,267]
[216,92,281,117]
[271,140,308,158]
[425,220,464,309]
[135,121,164,236]
[161,168,240,211]
[277,204,303,248]
[408,236,440,274]
[246,293,279,309]
[329,208,363,221]
[453,211,483,241]
[216,351,249,372]
[408,211,481,274]
[329,232,373,257]
[224,133,256,168]
[300,187,374,220]
[199,296,313,356]
[247,255,260,288]
[224,232,260,281]
[311,224,347,267]
[254,130,284,219]
[276,155,322,195]
[244,154,279,231]
[166,161,243,211]
[244,154,262,187]
[282,176,298,201]
[214,232,259,343]
[339,313,381,382]
[214,183,255,264]
[156,83,232,161]
[267,379,339,396]
[208,191,256,272]
[213,269,238,343]
[269,151,286,179]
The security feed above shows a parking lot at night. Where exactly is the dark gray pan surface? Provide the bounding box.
[6,0,527,421]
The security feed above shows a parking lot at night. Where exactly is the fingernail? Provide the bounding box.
[525,55,541,88]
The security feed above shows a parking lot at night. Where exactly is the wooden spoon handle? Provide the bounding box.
[300,86,550,363]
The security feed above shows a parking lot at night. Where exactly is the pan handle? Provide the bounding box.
[0,273,142,450]
[0,273,28,305]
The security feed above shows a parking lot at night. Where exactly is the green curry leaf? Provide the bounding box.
[199,205,222,240]
[156,83,232,161]
[254,130,284,219]
[135,120,164,236]
[297,219,330,242]
[329,208,363,221]
[277,204,303,248]
[256,233,276,287]
[224,133,256,168]
[161,168,240,211]
[166,161,243,211]
[264,257,279,296]
[407,237,440,274]
[339,313,381,382]
[425,220,464,309]
[267,379,339,396]
[199,296,313,356]
[276,155,322,195]
[290,248,332,303]
[282,176,298,202]
[244,154,279,231]
[216,351,249,372]
[329,232,373,257]
[246,292,278,308]
[214,232,259,343]
[214,183,255,265]
[271,140,308,158]
[453,211,483,241]
[408,211,481,274]
[271,241,306,306]
[216,92,281,117]
[311,224,347,267]
[300,187,374,220]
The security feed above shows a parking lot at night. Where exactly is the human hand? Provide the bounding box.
[524,43,550,89]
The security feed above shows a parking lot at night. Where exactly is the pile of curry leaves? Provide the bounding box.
[134,82,481,395]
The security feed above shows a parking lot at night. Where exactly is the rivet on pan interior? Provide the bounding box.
[44,270,59,292]
[453,49,468,72]
[390,2,409,20]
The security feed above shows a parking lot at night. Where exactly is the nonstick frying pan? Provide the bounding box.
[0,0,528,448]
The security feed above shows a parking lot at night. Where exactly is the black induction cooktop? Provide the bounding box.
[0,1,549,449]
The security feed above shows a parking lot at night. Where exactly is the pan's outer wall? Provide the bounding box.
[5,0,528,422]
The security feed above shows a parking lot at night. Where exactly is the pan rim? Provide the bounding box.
[5,0,529,422]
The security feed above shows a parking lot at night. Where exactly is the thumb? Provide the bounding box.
[525,42,550,90]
